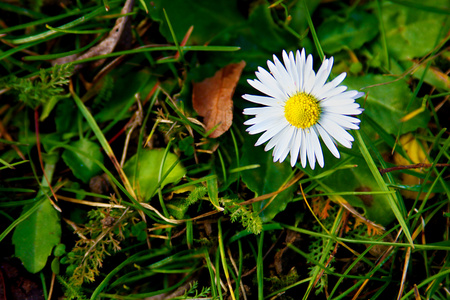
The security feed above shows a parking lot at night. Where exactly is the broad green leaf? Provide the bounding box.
[12,198,61,273]
[320,156,395,226]
[207,177,222,210]
[94,70,156,123]
[382,0,450,60]
[245,4,294,52]
[55,98,78,137]
[404,61,450,92]
[288,0,321,34]
[211,133,240,192]
[148,0,245,45]
[240,135,296,222]
[61,138,104,183]
[354,130,413,246]
[123,149,186,201]
[344,74,429,135]
[318,10,379,54]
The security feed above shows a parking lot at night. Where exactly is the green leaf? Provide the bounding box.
[382,0,450,60]
[318,10,379,54]
[123,149,186,201]
[148,0,245,45]
[55,98,78,136]
[51,257,60,274]
[94,70,156,123]
[403,60,450,92]
[207,177,222,211]
[131,222,148,242]
[245,4,293,52]
[355,130,413,246]
[167,186,207,219]
[320,156,395,226]
[12,199,61,273]
[166,198,189,220]
[344,74,430,135]
[288,0,321,34]
[53,243,66,257]
[240,135,296,222]
[178,136,194,156]
[61,138,104,184]
[40,94,69,122]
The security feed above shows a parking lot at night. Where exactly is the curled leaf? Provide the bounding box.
[192,61,246,138]
[393,133,433,200]
[53,0,134,69]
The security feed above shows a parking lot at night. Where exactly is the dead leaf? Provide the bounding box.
[393,133,434,200]
[53,0,134,69]
[192,61,246,138]
[274,230,302,275]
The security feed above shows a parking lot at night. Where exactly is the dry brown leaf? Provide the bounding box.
[53,0,134,69]
[192,61,246,138]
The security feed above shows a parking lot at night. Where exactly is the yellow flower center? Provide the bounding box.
[284,93,321,129]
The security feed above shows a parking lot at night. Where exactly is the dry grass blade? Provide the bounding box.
[54,0,134,68]
[397,247,411,299]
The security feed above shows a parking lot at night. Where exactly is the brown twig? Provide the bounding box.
[379,163,450,175]
[239,172,304,206]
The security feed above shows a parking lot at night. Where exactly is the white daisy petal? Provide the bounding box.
[310,127,324,168]
[254,121,288,146]
[311,57,333,96]
[268,55,296,96]
[300,130,308,168]
[319,118,354,148]
[317,124,340,158]
[284,51,299,91]
[246,116,284,134]
[245,112,285,127]
[317,85,347,100]
[254,67,285,96]
[265,125,289,152]
[247,78,286,100]
[242,48,364,169]
[305,131,316,169]
[242,94,280,107]
[322,90,361,104]
[289,129,302,167]
[245,113,284,127]
[323,103,363,115]
[243,105,284,117]
[278,147,291,164]
[296,49,306,91]
[273,126,295,162]
[356,92,365,99]
[324,113,361,130]
[320,96,357,108]
[303,54,315,94]
[326,72,347,88]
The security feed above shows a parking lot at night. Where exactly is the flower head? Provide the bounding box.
[243,49,364,169]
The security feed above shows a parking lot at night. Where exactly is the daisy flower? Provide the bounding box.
[242,49,364,169]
